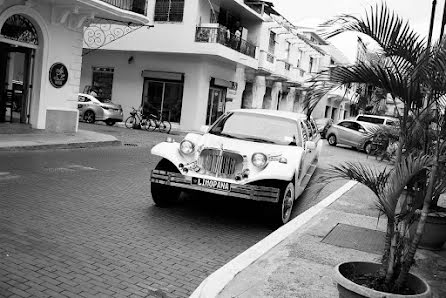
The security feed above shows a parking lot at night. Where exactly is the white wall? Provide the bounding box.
[0,1,82,131]
[80,50,239,131]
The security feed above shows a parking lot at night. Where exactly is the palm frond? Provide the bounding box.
[320,3,425,65]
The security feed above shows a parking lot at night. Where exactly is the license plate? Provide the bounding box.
[192,178,231,191]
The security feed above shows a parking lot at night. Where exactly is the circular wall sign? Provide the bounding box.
[49,63,68,88]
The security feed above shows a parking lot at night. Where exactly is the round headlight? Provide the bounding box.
[252,153,268,168]
[180,140,195,155]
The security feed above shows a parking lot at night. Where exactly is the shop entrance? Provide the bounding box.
[0,43,34,123]
[206,87,226,125]
[0,14,39,124]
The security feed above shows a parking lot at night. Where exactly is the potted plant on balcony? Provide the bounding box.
[301,2,446,296]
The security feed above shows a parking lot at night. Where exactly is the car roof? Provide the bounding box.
[231,109,309,121]
[337,119,380,128]
[356,114,398,120]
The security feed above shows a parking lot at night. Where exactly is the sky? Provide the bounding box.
[272,0,446,63]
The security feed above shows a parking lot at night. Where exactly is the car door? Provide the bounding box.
[304,120,318,162]
[349,122,370,147]
[336,121,355,145]
[297,121,313,182]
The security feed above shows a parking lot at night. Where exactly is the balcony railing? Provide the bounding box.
[195,26,257,59]
[100,0,146,15]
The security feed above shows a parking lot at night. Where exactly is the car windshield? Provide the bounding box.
[208,112,300,146]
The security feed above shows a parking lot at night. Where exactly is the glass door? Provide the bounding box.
[0,43,32,123]
[206,87,226,125]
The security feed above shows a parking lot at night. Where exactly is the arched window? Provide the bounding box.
[1,14,38,45]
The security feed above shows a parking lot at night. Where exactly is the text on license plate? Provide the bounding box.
[192,178,231,191]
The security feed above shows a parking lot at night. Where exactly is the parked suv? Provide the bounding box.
[355,114,398,126]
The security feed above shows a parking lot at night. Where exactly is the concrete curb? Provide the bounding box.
[190,180,358,298]
[0,140,122,152]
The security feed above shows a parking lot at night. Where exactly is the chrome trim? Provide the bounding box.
[150,170,280,203]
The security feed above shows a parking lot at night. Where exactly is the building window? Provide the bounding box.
[154,0,185,22]
[142,79,184,123]
[91,67,114,101]
[268,31,276,55]
[309,57,314,73]
[285,41,291,60]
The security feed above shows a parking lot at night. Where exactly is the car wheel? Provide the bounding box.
[275,181,295,225]
[105,119,116,126]
[151,159,181,207]
[364,142,372,155]
[328,134,337,146]
[83,110,95,124]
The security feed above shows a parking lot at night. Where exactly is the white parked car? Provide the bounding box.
[150,109,322,224]
[77,93,123,126]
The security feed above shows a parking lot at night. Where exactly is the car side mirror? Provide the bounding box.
[306,141,316,150]
[359,129,365,133]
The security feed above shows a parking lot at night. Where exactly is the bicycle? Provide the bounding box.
[147,112,171,133]
[124,107,150,130]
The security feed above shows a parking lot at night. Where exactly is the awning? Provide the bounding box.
[211,77,233,88]
[141,70,184,82]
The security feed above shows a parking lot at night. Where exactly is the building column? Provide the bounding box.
[270,82,282,110]
[180,64,209,131]
[251,75,266,108]
[226,65,246,111]
[285,87,296,111]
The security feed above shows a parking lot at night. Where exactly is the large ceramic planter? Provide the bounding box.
[334,261,431,298]
[410,211,446,251]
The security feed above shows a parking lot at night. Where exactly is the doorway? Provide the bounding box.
[206,87,226,125]
[0,43,34,123]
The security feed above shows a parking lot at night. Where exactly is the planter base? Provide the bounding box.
[411,211,446,251]
[334,261,431,298]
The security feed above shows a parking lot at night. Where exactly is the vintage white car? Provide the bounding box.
[150,109,322,224]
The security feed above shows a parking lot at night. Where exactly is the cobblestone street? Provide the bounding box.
[0,124,383,297]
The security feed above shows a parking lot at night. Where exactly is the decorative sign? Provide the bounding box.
[227,81,238,97]
[49,63,68,88]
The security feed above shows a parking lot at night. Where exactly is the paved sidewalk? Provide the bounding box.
[192,182,446,298]
[0,128,121,151]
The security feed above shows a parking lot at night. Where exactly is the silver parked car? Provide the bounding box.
[325,119,379,154]
[77,93,123,126]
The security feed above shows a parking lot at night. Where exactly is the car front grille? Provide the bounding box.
[198,149,243,178]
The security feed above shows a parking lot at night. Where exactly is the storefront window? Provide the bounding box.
[142,79,183,123]
[91,67,114,101]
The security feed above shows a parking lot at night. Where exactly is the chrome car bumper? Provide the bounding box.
[150,170,280,203]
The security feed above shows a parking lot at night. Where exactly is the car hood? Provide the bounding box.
[188,133,303,158]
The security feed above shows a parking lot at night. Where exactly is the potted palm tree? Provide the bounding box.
[303,3,446,296]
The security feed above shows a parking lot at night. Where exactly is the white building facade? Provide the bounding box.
[0,0,150,132]
[80,0,351,131]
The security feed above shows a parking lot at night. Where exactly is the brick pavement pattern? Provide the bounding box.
[0,125,275,298]
[0,123,382,297]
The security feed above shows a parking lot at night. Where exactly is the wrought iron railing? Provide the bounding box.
[100,0,147,15]
[195,26,257,59]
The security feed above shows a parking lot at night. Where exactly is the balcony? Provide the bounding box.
[100,0,147,15]
[271,60,287,81]
[258,50,275,74]
[195,26,257,59]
